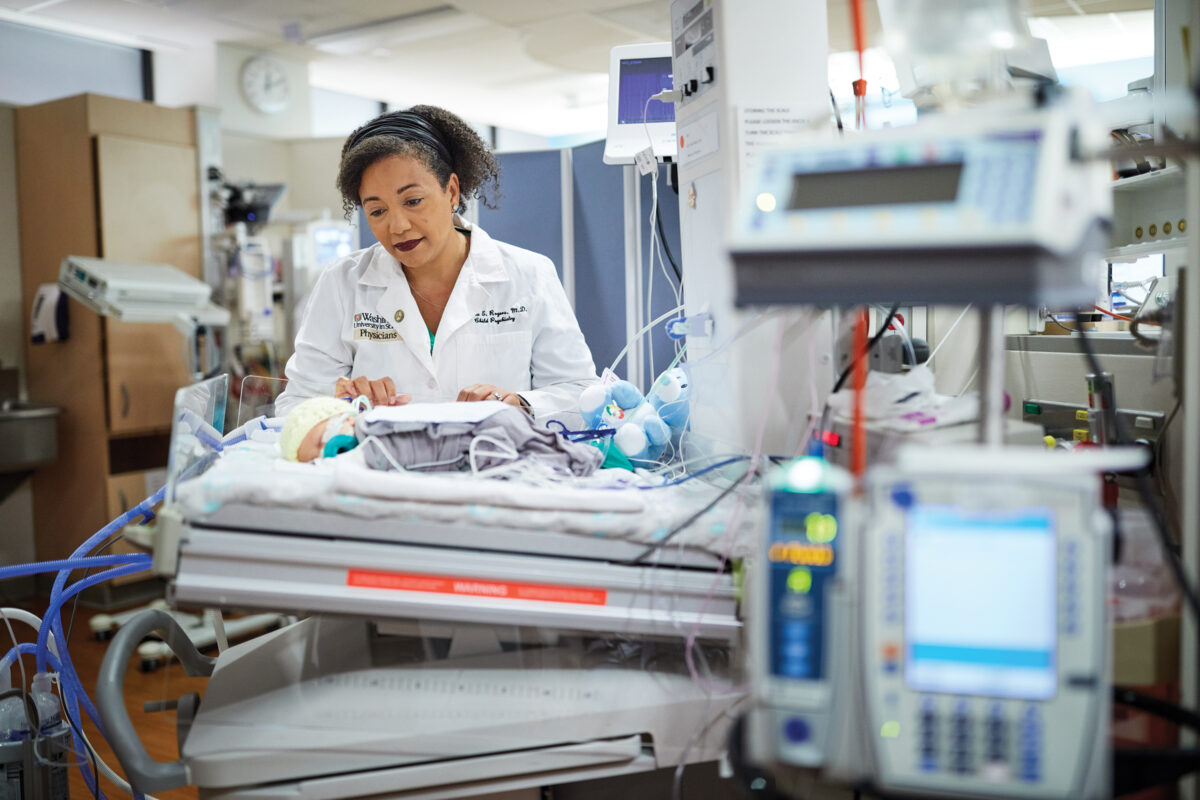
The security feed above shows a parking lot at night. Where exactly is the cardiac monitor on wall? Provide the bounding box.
[604,42,678,165]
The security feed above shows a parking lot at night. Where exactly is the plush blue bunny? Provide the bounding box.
[647,366,691,433]
[578,378,671,466]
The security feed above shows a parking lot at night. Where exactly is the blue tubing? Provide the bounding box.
[0,554,149,580]
[36,486,164,671]
[635,457,750,489]
[39,562,151,730]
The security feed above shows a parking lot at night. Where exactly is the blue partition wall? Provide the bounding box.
[476,149,564,281]
[570,140,628,378]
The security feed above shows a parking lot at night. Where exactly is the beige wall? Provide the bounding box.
[286,138,348,221]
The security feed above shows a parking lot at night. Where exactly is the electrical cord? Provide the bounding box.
[654,203,682,283]
[1115,686,1200,731]
[833,304,900,396]
[816,303,901,444]
[1072,312,1200,627]
[1044,314,1076,333]
[1130,306,1167,346]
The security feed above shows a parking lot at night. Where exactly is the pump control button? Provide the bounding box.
[784,717,811,743]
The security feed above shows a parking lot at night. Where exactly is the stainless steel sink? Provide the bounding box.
[0,400,62,474]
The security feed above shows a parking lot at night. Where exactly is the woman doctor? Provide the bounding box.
[275,105,598,420]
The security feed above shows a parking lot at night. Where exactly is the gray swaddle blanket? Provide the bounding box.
[355,404,603,477]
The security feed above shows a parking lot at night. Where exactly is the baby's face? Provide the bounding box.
[297,414,357,462]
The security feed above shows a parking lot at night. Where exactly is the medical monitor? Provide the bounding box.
[904,504,1057,700]
[310,222,355,268]
[604,43,677,165]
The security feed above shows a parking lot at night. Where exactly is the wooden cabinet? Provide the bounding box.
[104,470,167,586]
[17,94,200,563]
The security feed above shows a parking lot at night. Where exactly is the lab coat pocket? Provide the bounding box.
[456,330,533,391]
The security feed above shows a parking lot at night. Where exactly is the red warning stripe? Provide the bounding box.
[347,569,608,606]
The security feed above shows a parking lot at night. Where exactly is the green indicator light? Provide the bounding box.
[881,721,901,739]
[1024,402,1041,415]
[805,512,837,543]
[786,567,813,594]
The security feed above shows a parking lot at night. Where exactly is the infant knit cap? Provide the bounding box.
[280,396,356,461]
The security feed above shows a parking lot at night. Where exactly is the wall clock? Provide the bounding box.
[240,55,291,114]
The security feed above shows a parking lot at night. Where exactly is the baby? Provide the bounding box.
[279,396,363,463]
[279,395,602,476]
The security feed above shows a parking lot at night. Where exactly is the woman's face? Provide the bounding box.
[360,154,461,271]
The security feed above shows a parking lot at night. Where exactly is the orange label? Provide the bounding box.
[347,569,608,606]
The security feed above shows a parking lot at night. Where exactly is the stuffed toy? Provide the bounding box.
[579,368,691,467]
[647,366,691,431]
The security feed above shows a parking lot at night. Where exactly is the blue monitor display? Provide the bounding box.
[617,57,675,125]
[312,225,354,267]
[905,504,1058,700]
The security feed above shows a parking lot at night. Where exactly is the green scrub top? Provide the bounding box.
[428,329,435,354]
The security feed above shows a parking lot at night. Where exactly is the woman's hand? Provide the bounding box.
[335,376,411,408]
[457,384,523,408]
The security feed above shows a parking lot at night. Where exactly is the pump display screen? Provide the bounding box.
[905,505,1057,700]
[787,162,963,211]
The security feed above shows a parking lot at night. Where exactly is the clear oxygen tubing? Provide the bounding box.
[608,303,685,381]
[683,316,791,693]
[926,304,973,365]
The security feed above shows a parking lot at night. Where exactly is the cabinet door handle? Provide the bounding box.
[121,383,130,418]
[118,490,129,514]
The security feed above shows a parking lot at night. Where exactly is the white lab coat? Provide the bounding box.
[276,219,597,425]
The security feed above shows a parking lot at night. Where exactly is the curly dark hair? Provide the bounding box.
[336,104,501,220]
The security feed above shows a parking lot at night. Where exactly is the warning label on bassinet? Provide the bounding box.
[347,569,608,606]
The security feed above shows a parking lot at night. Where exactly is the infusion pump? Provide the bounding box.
[860,448,1110,799]
[751,448,1111,799]
[729,88,1112,307]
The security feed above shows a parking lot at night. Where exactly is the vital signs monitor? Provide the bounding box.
[604,42,678,164]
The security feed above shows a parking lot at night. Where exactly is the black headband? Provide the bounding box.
[343,111,455,173]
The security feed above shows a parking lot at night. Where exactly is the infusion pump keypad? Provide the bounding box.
[864,476,1108,799]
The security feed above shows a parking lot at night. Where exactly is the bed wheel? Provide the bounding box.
[94,629,115,641]
[139,658,161,673]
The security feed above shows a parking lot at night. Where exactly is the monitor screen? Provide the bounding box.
[787,162,963,211]
[617,57,675,125]
[905,504,1057,700]
[312,225,355,267]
